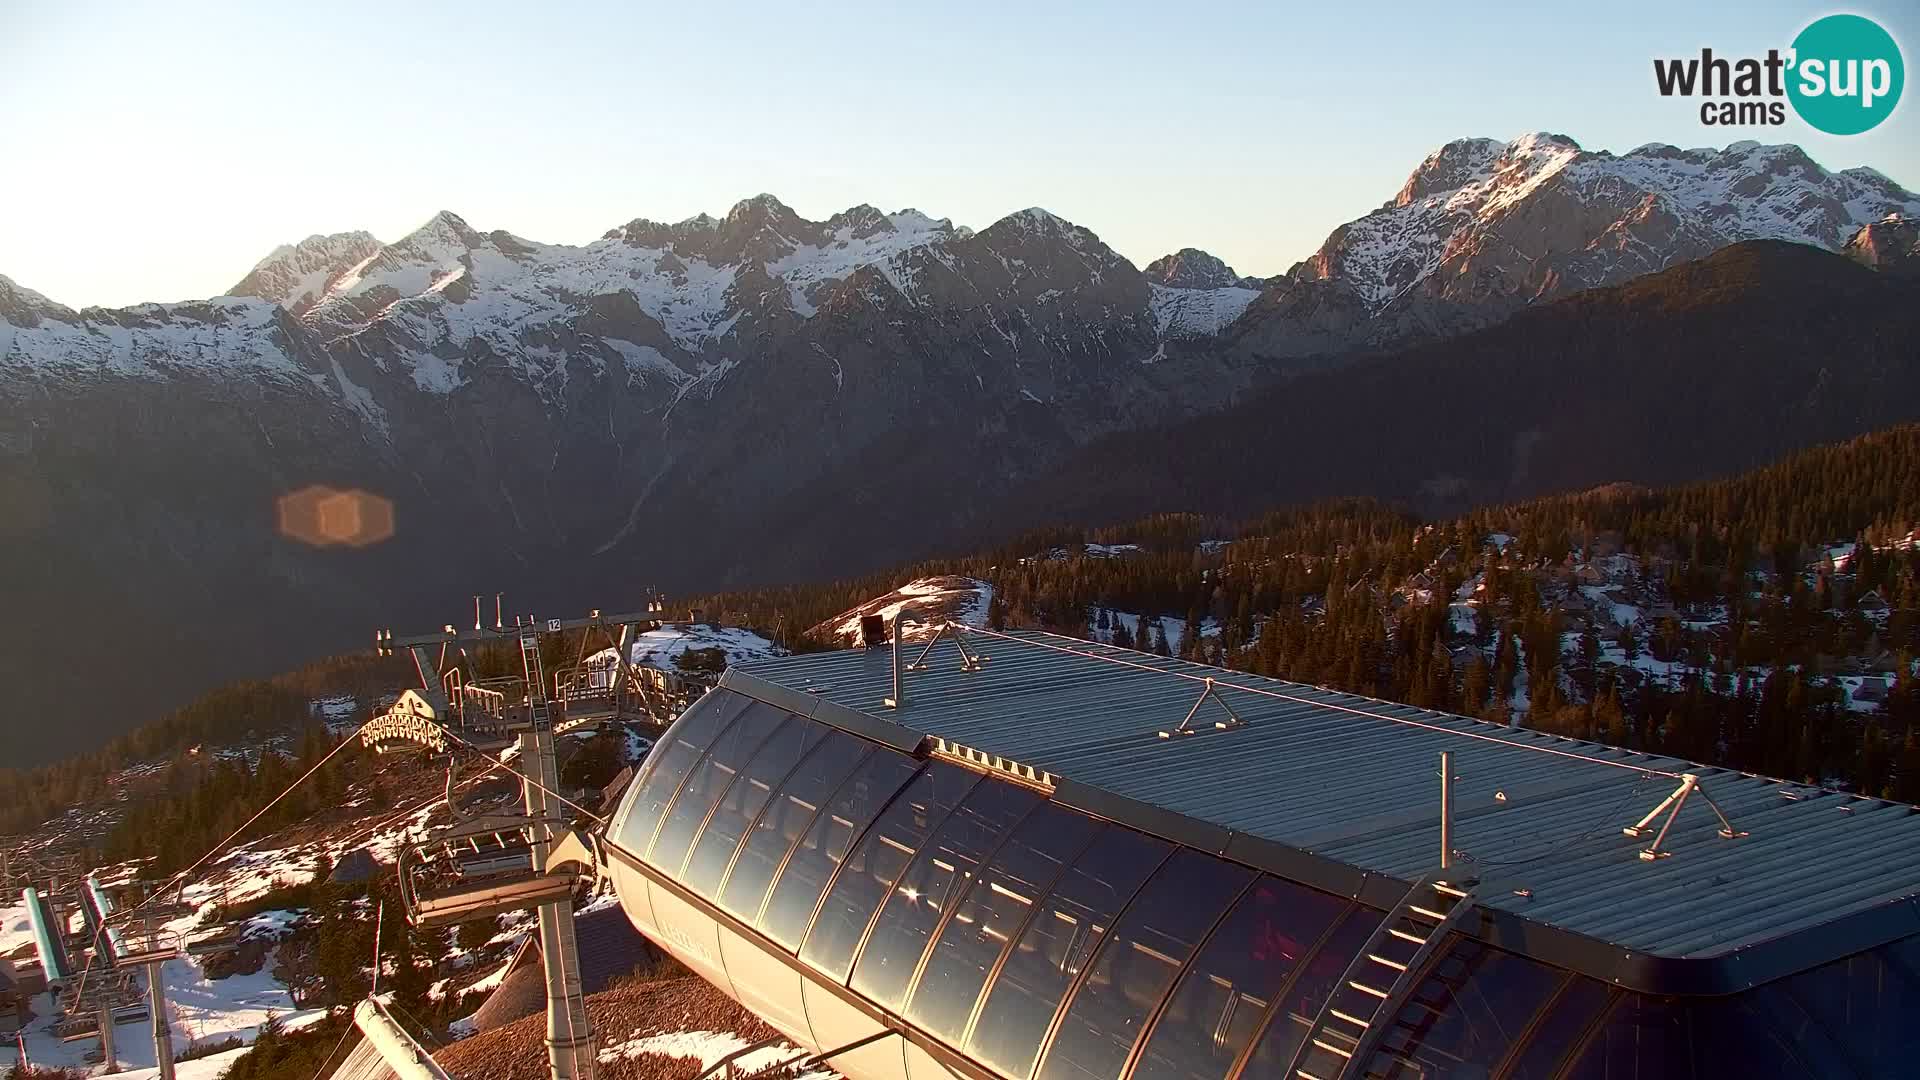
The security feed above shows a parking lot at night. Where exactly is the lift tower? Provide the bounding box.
[514,627,596,1080]
[372,603,660,1080]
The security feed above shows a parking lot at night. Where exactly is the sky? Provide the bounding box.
[1,0,1916,309]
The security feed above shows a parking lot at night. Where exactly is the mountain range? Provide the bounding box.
[3,132,1917,764]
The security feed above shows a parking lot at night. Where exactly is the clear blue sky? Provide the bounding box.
[2,0,1914,309]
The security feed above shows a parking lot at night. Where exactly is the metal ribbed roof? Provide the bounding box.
[730,629,1920,969]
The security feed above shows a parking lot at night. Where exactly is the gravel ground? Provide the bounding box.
[436,976,785,1080]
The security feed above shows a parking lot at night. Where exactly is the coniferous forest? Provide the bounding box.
[688,425,1920,800]
[4,426,1918,861]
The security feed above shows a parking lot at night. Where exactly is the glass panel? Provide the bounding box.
[1562,994,1692,1080]
[907,803,1103,1044]
[1130,875,1348,1080]
[1687,989,1819,1080]
[853,779,1042,1011]
[1786,934,1920,1076]
[720,731,871,924]
[760,749,919,951]
[648,700,787,872]
[1240,905,1381,1076]
[1360,938,1561,1080]
[800,761,984,981]
[968,826,1172,1080]
[1501,977,1611,1080]
[1034,850,1253,1080]
[683,716,827,900]
[614,689,750,855]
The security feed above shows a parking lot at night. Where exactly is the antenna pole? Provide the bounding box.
[886,616,905,709]
[1439,751,1453,872]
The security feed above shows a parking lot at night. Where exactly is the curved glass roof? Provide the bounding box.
[606,678,1920,1080]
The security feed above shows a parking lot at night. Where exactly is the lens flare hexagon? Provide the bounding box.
[277,486,395,548]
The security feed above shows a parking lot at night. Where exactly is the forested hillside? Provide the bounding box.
[7,426,1916,858]
[691,425,1920,799]
[0,653,405,837]
[999,242,1920,530]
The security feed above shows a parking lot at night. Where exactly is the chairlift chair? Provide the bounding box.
[182,926,245,957]
[447,669,530,732]
[396,814,577,930]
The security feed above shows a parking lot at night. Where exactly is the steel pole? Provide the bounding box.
[1439,751,1453,872]
[96,1001,117,1074]
[523,728,596,1080]
[148,961,173,1080]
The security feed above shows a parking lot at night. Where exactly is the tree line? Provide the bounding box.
[690,425,1920,799]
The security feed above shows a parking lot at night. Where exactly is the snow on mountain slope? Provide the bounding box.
[1296,133,1920,311]
[1139,248,1265,340]
[6,136,1915,400]
[766,205,966,315]
[0,292,309,381]
[1150,282,1262,339]
[263,199,979,394]
[227,231,383,314]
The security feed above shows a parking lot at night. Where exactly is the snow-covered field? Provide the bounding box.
[111,1043,255,1080]
[2,898,36,958]
[813,577,995,645]
[11,949,325,1075]
[584,622,781,673]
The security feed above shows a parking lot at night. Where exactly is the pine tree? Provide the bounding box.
[1463,655,1491,712]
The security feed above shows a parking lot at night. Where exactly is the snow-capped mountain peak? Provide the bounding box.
[227,230,383,313]
[1294,133,1920,313]
[385,210,487,262]
[1394,137,1505,207]
[9,137,1915,399]
[0,272,74,321]
[725,192,798,221]
[1142,248,1265,341]
[996,207,1076,236]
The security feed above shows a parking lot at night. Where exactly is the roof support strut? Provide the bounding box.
[1622,773,1747,860]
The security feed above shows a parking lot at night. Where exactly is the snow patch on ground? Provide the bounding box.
[1091,609,1220,655]
[13,947,325,1075]
[813,577,995,645]
[1,899,35,958]
[597,1028,808,1073]
[582,623,782,675]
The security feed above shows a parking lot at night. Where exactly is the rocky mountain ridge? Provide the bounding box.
[9,134,1914,392]
[2,134,1916,764]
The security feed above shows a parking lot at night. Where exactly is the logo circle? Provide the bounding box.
[1787,14,1904,135]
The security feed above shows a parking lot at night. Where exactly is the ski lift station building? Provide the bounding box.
[604,629,1920,1080]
